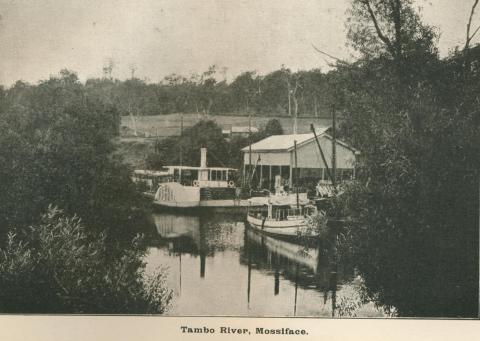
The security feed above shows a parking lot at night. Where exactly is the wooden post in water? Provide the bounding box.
[274,269,280,296]
[330,270,337,317]
[294,264,299,316]
[247,231,252,308]
[248,113,252,187]
[200,253,206,278]
[179,253,182,295]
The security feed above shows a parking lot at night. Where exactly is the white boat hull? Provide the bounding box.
[246,214,317,238]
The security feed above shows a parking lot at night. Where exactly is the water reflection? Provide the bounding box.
[145,212,365,317]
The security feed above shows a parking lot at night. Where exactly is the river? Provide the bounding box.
[144,211,386,317]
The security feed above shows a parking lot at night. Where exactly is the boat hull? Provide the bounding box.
[153,182,265,211]
[246,214,318,241]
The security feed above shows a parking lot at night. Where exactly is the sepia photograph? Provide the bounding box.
[0,0,479,324]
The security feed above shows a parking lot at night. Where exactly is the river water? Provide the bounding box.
[144,211,385,317]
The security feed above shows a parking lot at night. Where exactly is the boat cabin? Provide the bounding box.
[165,165,236,188]
[165,148,236,188]
[135,148,237,192]
[248,193,314,221]
[132,169,174,192]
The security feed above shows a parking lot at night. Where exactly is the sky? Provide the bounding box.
[0,0,478,86]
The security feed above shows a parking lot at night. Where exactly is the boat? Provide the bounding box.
[153,148,255,209]
[132,169,174,196]
[245,227,320,272]
[246,194,321,240]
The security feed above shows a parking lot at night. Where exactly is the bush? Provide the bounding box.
[0,206,172,314]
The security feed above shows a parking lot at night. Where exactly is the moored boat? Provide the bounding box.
[246,194,321,241]
[153,148,254,209]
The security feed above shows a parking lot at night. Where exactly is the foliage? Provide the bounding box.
[346,0,438,62]
[230,71,259,112]
[0,70,145,242]
[145,152,164,170]
[334,0,480,317]
[305,210,329,239]
[146,120,229,167]
[259,118,284,137]
[68,65,336,118]
[335,282,391,318]
[0,206,172,313]
[146,118,284,170]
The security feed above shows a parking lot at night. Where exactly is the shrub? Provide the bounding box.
[0,206,172,314]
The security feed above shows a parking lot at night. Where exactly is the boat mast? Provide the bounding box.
[248,112,252,188]
[294,140,299,209]
[179,113,183,183]
[332,106,337,187]
[310,124,336,189]
[246,231,252,308]
[292,79,299,209]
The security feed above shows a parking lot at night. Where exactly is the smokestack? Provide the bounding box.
[200,148,207,168]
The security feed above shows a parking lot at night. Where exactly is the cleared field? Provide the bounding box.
[121,113,333,137]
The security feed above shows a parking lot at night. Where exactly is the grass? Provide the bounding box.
[118,113,335,168]
[120,113,333,138]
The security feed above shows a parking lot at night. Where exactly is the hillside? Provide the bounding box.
[120,113,333,138]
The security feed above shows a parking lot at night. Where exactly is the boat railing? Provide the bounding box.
[248,206,306,221]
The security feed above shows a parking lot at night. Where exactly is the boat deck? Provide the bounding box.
[152,198,266,213]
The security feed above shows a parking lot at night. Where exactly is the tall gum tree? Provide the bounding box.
[337,0,479,317]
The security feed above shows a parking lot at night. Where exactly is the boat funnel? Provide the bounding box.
[200,148,207,168]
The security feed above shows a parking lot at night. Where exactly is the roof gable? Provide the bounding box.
[241,127,328,152]
[241,128,359,154]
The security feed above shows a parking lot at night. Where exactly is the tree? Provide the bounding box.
[336,0,479,317]
[347,0,438,63]
[230,71,259,112]
[347,0,439,131]
[257,69,290,114]
[145,152,164,170]
[149,120,229,167]
[293,69,328,117]
[0,206,172,313]
[263,118,284,136]
[0,70,145,244]
[464,0,480,51]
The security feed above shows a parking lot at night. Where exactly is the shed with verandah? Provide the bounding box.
[241,128,359,190]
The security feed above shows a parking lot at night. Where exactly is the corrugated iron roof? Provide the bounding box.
[241,129,360,154]
[241,127,330,152]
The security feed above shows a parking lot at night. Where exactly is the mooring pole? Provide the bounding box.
[248,112,252,187]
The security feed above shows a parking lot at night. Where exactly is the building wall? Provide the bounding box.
[295,137,356,169]
[243,137,356,169]
[243,151,291,166]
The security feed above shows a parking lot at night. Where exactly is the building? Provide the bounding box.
[241,128,359,191]
[222,126,259,138]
